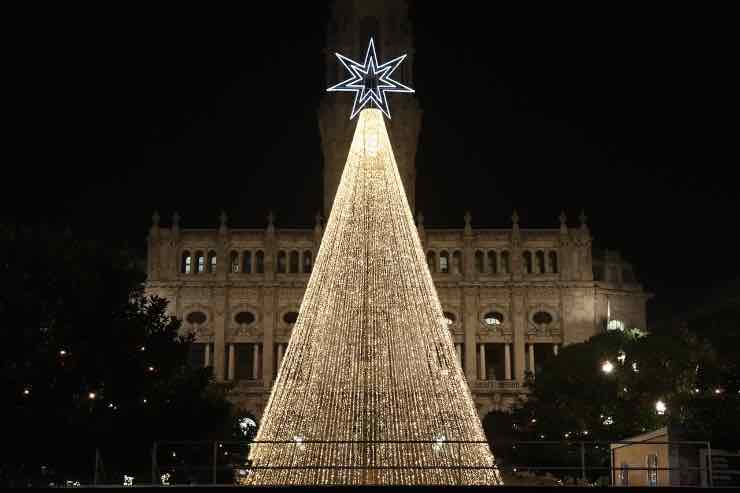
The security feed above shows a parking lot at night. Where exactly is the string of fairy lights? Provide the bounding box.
[245,109,502,485]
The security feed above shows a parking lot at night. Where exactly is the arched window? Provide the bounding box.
[426,251,437,273]
[207,250,217,273]
[255,250,265,273]
[289,251,299,273]
[230,251,240,273]
[186,311,207,326]
[242,251,252,274]
[303,250,313,273]
[487,251,498,274]
[483,311,504,327]
[443,311,456,327]
[181,251,192,274]
[474,251,484,273]
[523,251,533,274]
[533,311,553,326]
[195,251,205,274]
[548,251,558,274]
[452,251,462,274]
[535,251,545,274]
[235,311,256,326]
[500,251,510,273]
[277,251,287,273]
[283,311,298,325]
[439,251,450,274]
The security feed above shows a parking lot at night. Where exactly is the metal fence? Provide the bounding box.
[82,439,727,487]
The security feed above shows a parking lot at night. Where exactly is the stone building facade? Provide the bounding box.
[144,0,649,420]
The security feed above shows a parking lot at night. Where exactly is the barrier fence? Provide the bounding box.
[71,439,729,487]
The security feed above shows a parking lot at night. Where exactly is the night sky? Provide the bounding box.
[6,4,737,325]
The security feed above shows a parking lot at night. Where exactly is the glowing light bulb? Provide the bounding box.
[23,388,30,396]
[601,360,614,374]
[88,392,96,400]
[655,400,667,415]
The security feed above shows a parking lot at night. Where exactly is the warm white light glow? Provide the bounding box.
[655,400,667,415]
[88,392,96,400]
[601,361,614,374]
[602,416,614,426]
[245,110,501,485]
[59,349,67,356]
[617,351,626,364]
[23,388,30,396]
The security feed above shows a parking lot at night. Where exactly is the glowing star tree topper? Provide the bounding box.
[327,37,414,119]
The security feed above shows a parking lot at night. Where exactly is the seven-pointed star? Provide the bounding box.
[327,37,414,119]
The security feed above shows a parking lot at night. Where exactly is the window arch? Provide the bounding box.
[483,311,504,327]
[242,251,252,274]
[439,251,450,274]
[535,251,545,274]
[443,311,457,330]
[532,311,554,326]
[186,311,207,326]
[548,251,558,274]
[487,251,498,274]
[181,251,192,274]
[303,250,313,273]
[500,251,510,273]
[452,251,462,274]
[277,251,287,274]
[195,251,205,274]
[230,251,240,273]
[235,311,256,326]
[523,251,533,274]
[283,311,299,325]
[255,250,265,273]
[426,251,437,273]
[289,251,299,273]
[474,251,484,273]
[207,250,217,273]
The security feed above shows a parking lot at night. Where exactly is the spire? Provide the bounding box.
[511,209,521,246]
[266,210,275,234]
[246,109,501,486]
[219,210,228,234]
[463,210,472,236]
[559,210,568,235]
[150,211,160,237]
[171,212,180,235]
[313,211,323,238]
[579,209,589,237]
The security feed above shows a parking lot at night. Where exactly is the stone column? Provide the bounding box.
[512,288,526,381]
[262,287,276,387]
[455,344,462,368]
[204,343,211,368]
[463,287,478,381]
[277,343,284,374]
[528,344,536,377]
[252,343,260,380]
[504,343,512,380]
[228,344,235,381]
[212,287,227,382]
[478,344,486,380]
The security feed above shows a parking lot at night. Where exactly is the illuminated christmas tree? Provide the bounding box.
[245,108,502,485]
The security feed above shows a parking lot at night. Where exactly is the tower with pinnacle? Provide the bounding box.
[319,0,423,217]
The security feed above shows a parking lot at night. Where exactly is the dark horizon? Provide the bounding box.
[5,4,737,326]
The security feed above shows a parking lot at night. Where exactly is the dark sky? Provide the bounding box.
[5,4,737,324]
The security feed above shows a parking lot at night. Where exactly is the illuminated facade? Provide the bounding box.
[144,0,649,420]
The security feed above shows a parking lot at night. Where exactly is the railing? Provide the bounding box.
[61,439,724,487]
[470,380,522,392]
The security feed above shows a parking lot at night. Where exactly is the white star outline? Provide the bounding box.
[327,37,414,119]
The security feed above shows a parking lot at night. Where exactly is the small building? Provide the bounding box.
[610,426,708,487]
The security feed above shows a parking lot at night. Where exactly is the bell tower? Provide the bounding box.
[318,0,423,217]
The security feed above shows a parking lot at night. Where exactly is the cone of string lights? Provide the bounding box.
[244,108,503,485]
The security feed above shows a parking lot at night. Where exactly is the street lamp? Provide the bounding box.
[601,360,614,374]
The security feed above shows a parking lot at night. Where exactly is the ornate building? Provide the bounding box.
[144,0,649,420]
